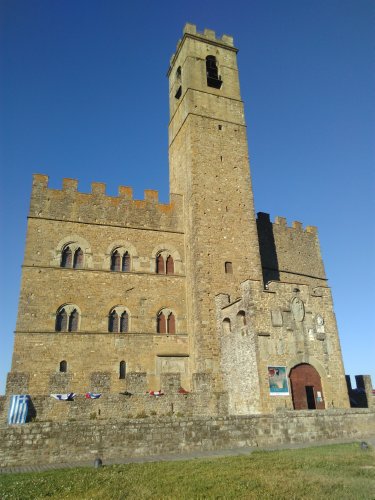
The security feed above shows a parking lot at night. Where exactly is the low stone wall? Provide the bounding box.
[0,409,374,468]
[0,391,226,423]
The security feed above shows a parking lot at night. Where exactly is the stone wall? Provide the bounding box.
[0,374,224,424]
[257,212,326,287]
[30,175,183,232]
[215,279,350,413]
[0,409,373,468]
[10,172,189,394]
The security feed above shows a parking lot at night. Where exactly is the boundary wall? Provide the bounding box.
[0,409,374,468]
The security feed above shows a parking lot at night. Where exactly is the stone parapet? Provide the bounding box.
[30,175,183,232]
[257,212,326,286]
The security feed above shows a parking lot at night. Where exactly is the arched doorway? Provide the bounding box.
[289,363,325,410]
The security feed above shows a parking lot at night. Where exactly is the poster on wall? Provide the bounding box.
[268,366,289,395]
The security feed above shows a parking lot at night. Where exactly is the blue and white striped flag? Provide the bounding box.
[7,395,30,424]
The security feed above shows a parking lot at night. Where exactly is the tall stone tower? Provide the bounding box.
[168,24,263,386]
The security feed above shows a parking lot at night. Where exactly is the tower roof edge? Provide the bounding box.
[168,24,237,75]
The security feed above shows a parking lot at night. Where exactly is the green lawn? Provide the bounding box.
[0,443,374,499]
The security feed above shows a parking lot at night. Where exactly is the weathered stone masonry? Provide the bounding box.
[7,24,355,417]
[0,409,374,468]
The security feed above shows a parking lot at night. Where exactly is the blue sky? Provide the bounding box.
[0,0,374,394]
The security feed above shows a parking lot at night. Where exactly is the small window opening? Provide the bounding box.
[122,251,131,272]
[56,308,68,332]
[206,56,222,89]
[68,309,79,332]
[109,311,119,333]
[111,250,121,272]
[156,254,164,274]
[237,310,246,327]
[119,360,126,380]
[61,247,72,268]
[167,312,176,334]
[225,261,233,274]
[166,255,174,274]
[73,248,83,269]
[223,318,231,333]
[157,312,167,333]
[218,125,222,130]
[120,311,129,333]
[175,86,182,99]
[59,360,67,373]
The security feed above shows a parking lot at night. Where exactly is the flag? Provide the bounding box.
[8,395,30,424]
[85,392,101,399]
[149,390,164,397]
[50,393,75,401]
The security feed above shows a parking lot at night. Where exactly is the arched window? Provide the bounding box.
[59,360,67,373]
[225,261,233,274]
[122,251,131,272]
[61,247,72,268]
[56,306,80,332]
[167,312,176,334]
[111,250,121,272]
[73,248,83,269]
[69,309,79,332]
[156,254,164,274]
[120,311,129,333]
[108,310,119,333]
[206,56,222,89]
[223,318,231,333]
[237,311,246,327]
[157,309,176,334]
[109,307,130,333]
[119,360,126,380]
[55,308,68,332]
[157,312,166,333]
[166,255,174,274]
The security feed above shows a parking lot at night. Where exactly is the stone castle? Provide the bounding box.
[7,23,351,415]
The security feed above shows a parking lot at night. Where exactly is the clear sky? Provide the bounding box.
[0,0,374,394]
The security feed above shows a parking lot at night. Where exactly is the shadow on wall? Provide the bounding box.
[256,212,280,285]
[27,398,37,422]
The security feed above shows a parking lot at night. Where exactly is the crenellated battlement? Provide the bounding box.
[169,23,235,69]
[256,212,326,284]
[257,212,317,235]
[182,23,234,47]
[30,174,183,232]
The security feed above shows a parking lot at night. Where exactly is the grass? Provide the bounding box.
[0,443,374,499]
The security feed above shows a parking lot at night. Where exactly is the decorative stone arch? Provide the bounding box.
[55,303,82,332]
[156,307,177,334]
[151,244,183,274]
[104,241,139,271]
[287,355,327,381]
[108,305,131,333]
[288,356,327,410]
[53,235,93,268]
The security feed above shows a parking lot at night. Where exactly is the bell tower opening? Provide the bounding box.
[206,55,222,88]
